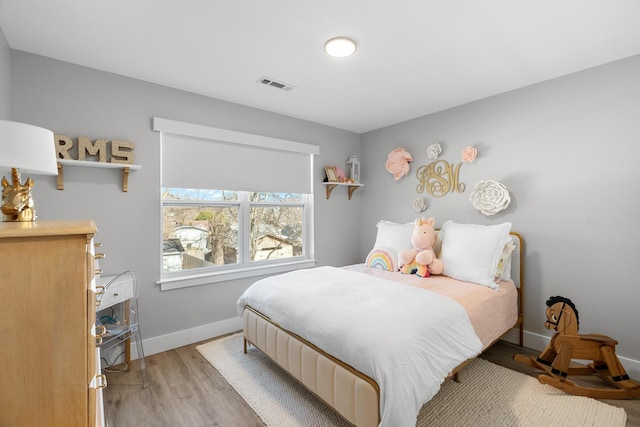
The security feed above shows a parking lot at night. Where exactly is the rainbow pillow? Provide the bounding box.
[365,247,398,272]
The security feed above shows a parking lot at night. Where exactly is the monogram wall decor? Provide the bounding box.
[414,145,478,197]
[415,160,465,197]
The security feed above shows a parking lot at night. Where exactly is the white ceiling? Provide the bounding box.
[1,1,640,134]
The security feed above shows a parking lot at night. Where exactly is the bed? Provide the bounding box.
[237,220,524,427]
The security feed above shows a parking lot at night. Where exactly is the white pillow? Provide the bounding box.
[373,220,414,254]
[439,221,512,289]
[495,235,517,281]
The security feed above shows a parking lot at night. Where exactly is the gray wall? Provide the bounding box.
[0,27,10,119]
[10,50,363,343]
[361,55,640,364]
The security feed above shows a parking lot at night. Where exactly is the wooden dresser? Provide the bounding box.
[0,220,105,426]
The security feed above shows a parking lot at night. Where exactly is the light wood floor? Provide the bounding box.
[104,337,640,427]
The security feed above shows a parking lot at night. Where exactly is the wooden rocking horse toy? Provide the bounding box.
[514,296,640,399]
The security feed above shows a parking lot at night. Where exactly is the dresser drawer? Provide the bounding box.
[96,274,134,309]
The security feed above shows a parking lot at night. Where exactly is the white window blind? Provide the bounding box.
[153,118,319,193]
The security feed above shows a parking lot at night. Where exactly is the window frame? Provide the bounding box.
[154,118,318,291]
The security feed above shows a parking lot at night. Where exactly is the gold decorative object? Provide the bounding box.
[415,160,465,197]
[1,169,35,221]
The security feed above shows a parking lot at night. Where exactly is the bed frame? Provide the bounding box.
[242,232,524,427]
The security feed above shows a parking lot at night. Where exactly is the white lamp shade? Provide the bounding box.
[0,120,58,176]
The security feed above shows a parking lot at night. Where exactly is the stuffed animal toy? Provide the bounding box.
[398,217,444,277]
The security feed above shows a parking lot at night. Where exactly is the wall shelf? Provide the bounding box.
[57,159,142,192]
[323,182,364,200]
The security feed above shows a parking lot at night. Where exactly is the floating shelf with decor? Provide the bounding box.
[322,182,364,200]
[323,156,363,200]
[56,159,142,192]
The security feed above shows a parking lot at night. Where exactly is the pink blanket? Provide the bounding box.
[343,264,518,348]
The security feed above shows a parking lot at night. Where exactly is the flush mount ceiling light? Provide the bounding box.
[324,37,357,58]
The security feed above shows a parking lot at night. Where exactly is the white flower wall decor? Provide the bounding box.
[469,179,511,216]
[413,198,427,213]
[426,143,442,160]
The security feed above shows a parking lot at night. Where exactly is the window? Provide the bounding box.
[162,189,239,273]
[154,118,319,290]
[162,189,308,271]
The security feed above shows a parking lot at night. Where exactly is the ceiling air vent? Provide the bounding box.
[257,76,295,92]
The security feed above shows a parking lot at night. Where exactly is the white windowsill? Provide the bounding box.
[158,258,317,291]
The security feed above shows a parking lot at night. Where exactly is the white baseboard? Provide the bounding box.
[134,320,640,381]
[132,316,243,359]
[502,328,640,380]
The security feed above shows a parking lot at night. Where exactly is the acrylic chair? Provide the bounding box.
[96,270,149,388]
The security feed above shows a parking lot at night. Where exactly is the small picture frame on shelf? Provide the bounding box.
[325,166,338,182]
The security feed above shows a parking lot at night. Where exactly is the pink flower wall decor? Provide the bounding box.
[386,148,413,180]
[461,146,478,163]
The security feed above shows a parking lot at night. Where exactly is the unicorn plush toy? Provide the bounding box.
[398,217,443,278]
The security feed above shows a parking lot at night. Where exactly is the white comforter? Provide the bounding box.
[236,266,483,427]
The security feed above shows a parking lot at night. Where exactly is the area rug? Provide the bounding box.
[196,334,627,427]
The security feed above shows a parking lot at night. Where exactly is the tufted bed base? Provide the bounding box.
[242,306,493,427]
[242,306,380,427]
